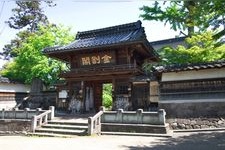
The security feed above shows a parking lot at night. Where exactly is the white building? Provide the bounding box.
[0,76,30,110]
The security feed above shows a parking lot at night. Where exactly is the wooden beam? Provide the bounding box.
[65,74,136,82]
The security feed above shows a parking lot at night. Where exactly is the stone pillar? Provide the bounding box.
[36,108,42,115]
[31,115,37,132]
[100,106,105,112]
[2,108,5,119]
[49,106,55,120]
[24,108,30,119]
[150,81,159,103]
[116,109,123,123]
[158,109,166,125]
[30,78,43,94]
[30,78,44,109]
[136,109,143,124]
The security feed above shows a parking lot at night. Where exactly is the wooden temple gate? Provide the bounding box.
[43,21,158,112]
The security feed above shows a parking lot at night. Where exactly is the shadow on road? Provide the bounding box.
[123,131,225,150]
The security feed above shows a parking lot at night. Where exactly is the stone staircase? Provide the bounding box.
[28,110,172,137]
[29,120,88,137]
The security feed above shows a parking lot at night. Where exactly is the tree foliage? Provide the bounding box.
[102,84,112,109]
[0,24,74,85]
[140,1,225,38]
[2,30,31,59]
[6,1,55,32]
[159,32,225,65]
[2,1,56,59]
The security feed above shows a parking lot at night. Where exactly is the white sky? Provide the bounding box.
[0,0,180,67]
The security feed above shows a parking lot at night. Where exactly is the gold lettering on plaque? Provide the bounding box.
[81,57,91,65]
[91,56,101,64]
[101,55,112,63]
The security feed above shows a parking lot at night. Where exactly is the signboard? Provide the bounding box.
[80,52,115,66]
[58,90,68,98]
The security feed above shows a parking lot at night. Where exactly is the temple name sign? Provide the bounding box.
[80,52,115,66]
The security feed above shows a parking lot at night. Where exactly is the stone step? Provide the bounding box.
[27,132,76,138]
[48,120,88,126]
[35,128,87,136]
[42,124,88,130]
[101,131,173,137]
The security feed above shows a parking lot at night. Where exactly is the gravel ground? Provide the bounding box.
[1,131,225,150]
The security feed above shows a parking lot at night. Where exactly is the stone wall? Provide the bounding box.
[167,117,225,130]
[0,119,31,135]
[160,102,225,130]
[159,101,225,118]
[102,109,166,125]
[0,109,45,119]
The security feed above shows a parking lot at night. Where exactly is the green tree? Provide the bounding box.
[140,1,225,38]
[7,1,55,32]
[102,84,112,109]
[0,24,74,85]
[1,1,55,59]
[159,32,225,65]
[2,30,32,59]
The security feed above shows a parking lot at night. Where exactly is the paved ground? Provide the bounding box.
[1,131,225,150]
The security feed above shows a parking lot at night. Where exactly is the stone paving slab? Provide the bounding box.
[1,131,225,150]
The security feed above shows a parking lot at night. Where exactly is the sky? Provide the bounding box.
[0,0,179,67]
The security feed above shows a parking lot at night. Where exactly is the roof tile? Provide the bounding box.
[154,60,225,73]
[43,20,152,54]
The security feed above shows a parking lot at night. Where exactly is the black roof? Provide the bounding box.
[130,75,150,83]
[153,60,225,73]
[43,20,157,58]
[150,36,186,46]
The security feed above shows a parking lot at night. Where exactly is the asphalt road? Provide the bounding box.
[1,131,225,150]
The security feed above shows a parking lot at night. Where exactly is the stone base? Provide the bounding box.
[159,101,225,118]
[101,123,170,134]
[0,119,31,134]
[167,117,225,130]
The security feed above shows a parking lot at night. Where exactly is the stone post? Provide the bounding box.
[36,108,42,115]
[49,106,55,120]
[158,109,166,125]
[31,115,37,132]
[97,116,101,134]
[13,108,17,119]
[137,109,143,124]
[44,114,48,124]
[116,109,123,123]
[24,108,30,119]
[99,106,105,112]
[88,117,93,135]
[38,116,42,126]
[2,108,5,119]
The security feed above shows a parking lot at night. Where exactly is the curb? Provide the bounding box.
[173,128,225,133]
[101,131,173,138]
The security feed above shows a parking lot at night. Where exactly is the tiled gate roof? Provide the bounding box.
[43,20,156,57]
